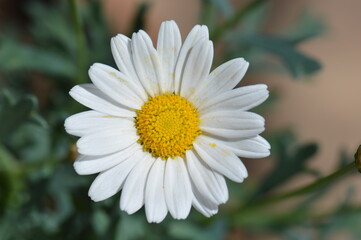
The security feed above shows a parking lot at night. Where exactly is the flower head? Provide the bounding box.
[65,20,270,223]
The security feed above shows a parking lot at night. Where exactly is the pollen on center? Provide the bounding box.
[135,93,201,159]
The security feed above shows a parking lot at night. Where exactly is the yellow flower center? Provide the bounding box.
[135,93,201,159]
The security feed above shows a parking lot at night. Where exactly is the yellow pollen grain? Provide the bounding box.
[209,143,217,148]
[135,93,201,159]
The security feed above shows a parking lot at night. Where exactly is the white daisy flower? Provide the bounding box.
[65,20,270,223]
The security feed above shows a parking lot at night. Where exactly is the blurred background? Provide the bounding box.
[0,0,360,239]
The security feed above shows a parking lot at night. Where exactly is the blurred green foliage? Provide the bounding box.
[0,0,358,239]
[256,131,319,196]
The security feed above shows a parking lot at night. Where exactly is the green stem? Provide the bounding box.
[241,162,355,211]
[69,0,87,84]
[210,0,266,42]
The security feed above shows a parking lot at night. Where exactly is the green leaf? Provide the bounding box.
[254,131,318,196]
[210,0,267,42]
[0,91,46,140]
[115,213,147,240]
[92,209,110,236]
[29,113,48,129]
[283,10,326,44]
[241,34,322,78]
[169,221,205,240]
[0,94,35,139]
[237,3,267,34]
[169,220,226,240]
[0,39,76,78]
[0,144,23,211]
[9,123,50,162]
[205,0,233,18]
[27,1,76,55]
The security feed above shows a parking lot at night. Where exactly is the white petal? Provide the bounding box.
[192,190,219,218]
[120,154,155,214]
[186,150,228,205]
[200,110,265,140]
[65,110,134,137]
[174,25,209,93]
[199,84,269,113]
[208,58,249,91]
[145,158,168,223]
[111,35,137,78]
[179,40,213,99]
[157,20,182,93]
[77,128,138,156]
[194,135,248,182]
[131,30,163,96]
[111,35,147,101]
[88,150,144,202]
[164,157,192,219]
[89,63,144,109]
[201,127,259,141]
[190,58,249,108]
[74,143,141,175]
[213,135,271,158]
[69,84,135,117]
[201,110,264,128]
